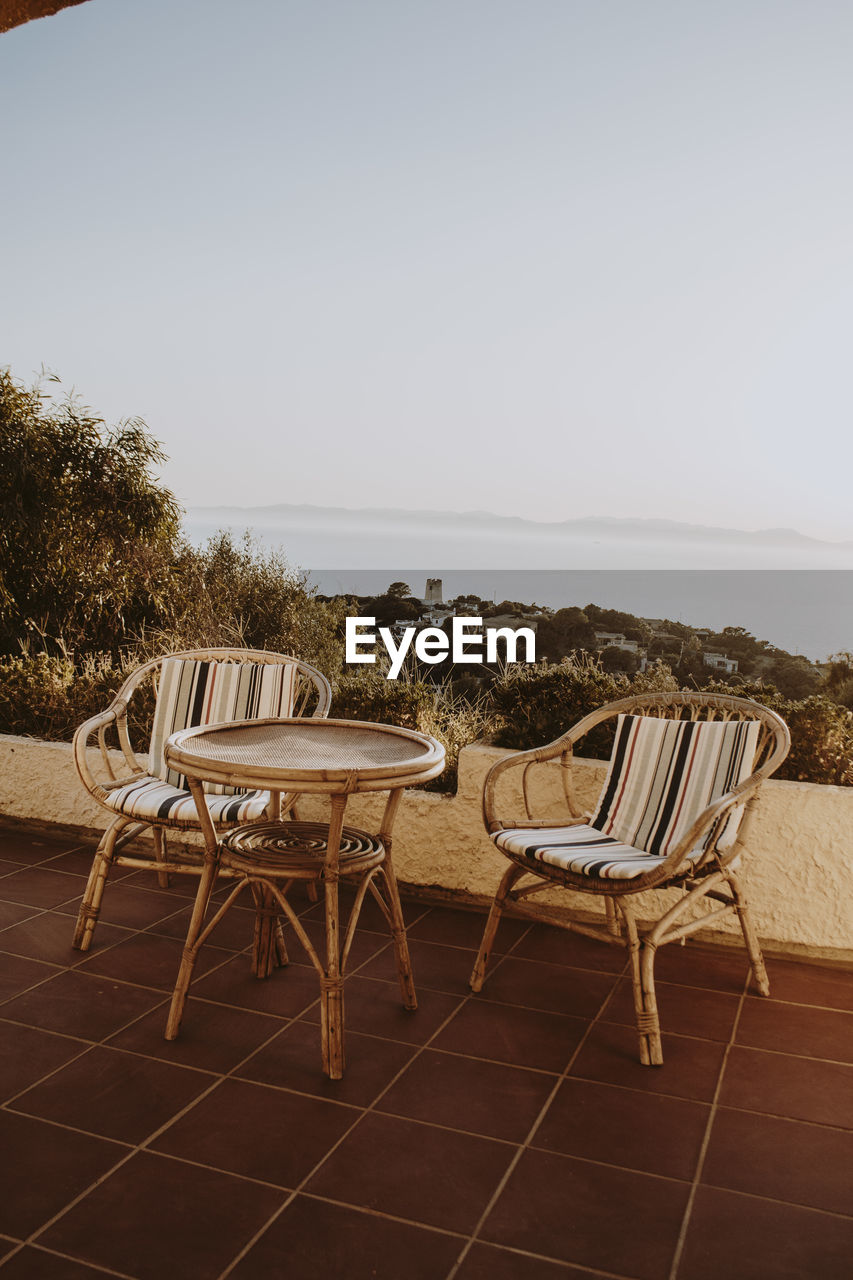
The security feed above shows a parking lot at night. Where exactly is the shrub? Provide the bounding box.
[0,652,154,744]
[331,669,498,792]
[715,682,853,786]
[136,531,341,674]
[490,662,852,787]
[489,655,679,755]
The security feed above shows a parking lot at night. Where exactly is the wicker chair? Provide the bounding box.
[470,691,790,1065]
[72,647,332,951]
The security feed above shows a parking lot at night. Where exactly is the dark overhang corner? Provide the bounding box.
[0,0,91,35]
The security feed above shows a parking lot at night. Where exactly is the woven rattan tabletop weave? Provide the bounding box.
[166,716,445,791]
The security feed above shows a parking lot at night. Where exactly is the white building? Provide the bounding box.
[594,631,639,654]
[703,652,739,674]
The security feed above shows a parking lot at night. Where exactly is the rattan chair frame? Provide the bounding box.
[471,691,790,1065]
[72,647,332,952]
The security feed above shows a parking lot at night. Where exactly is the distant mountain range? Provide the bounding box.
[182,504,853,654]
[187,502,852,552]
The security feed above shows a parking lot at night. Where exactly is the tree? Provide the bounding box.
[483,599,529,618]
[0,369,182,654]
[600,645,639,674]
[822,653,853,711]
[371,582,422,626]
[536,607,596,660]
[765,653,821,701]
[583,604,649,644]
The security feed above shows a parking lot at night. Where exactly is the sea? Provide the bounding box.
[183,513,853,661]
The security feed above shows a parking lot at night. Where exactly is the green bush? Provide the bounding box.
[331,670,438,732]
[1,650,850,791]
[136,531,342,676]
[331,670,498,792]
[490,663,853,788]
[714,682,853,786]
[489,655,679,756]
[0,652,155,744]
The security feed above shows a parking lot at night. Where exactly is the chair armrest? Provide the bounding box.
[72,701,143,800]
[650,773,765,882]
[483,739,585,833]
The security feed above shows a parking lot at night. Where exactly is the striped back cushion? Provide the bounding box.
[149,658,296,792]
[590,714,759,859]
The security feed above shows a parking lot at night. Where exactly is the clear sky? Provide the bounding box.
[2,0,852,541]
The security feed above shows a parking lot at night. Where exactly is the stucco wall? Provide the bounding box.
[1,734,851,959]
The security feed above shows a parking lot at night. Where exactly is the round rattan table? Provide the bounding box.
[163,718,445,1078]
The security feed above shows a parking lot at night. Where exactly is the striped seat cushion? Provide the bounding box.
[495,714,759,881]
[102,776,271,826]
[149,657,296,793]
[494,822,705,880]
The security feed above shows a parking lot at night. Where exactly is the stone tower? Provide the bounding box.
[424,578,443,606]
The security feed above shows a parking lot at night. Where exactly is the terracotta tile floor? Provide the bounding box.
[1,822,852,1280]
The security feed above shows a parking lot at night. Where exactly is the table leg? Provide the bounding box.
[320,794,347,1079]
[251,882,286,977]
[164,778,219,1040]
[380,840,418,1011]
[164,849,219,1039]
[377,789,417,1010]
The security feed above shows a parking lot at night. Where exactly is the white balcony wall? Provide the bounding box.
[1,735,851,961]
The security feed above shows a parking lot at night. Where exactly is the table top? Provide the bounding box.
[165,716,445,793]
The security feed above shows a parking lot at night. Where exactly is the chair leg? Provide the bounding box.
[604,897,622,938]
[152,827,171,890]
[726,868,770,996]
[470,862,524,992]
[622,905,664,1066]
[72,818,130,952]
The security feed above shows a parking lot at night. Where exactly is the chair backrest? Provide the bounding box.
[590,713,760,858]
[148,651,330,792]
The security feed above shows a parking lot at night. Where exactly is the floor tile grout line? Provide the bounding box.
[209,917,536,1280]
[1,927,251,1007]
[442,965,626,1280]
[15,946,357,1259]
[0,964,175,1018]
[665,969,750,1280]
[447,1238,641,1280]
[0,1239,139,1278]
[1,1040,108,1114]
[3,969,260,1261]
[18,1078,234,1262]
[3,903,481,1153]
[664,1181,853,1223]
[0,905,49,933]
[708,1103,853,1135]
[266,1186,472,1239]
[15,977,314,1265]
[724,1040,853,1066]
[213,976,480,1280]
[4,928,851,1107]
